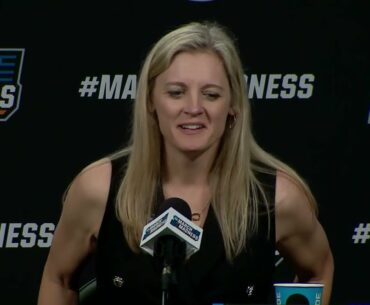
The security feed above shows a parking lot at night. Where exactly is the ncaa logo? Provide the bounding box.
[0,48,25,122]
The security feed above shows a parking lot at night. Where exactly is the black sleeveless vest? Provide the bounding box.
[95,157,276,305]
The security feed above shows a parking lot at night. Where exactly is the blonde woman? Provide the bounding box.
[38,21,334,305]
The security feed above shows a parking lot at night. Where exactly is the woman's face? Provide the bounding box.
[151,51,234,158]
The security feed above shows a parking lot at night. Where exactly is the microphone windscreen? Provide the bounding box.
[156,197,191,220]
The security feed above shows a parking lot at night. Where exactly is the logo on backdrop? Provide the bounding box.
[245,73,315,100]
[352,222,370,244]
[78,73,315,101]
[0,222,55,248]
[0,49,25,122]
[79,74,136,101]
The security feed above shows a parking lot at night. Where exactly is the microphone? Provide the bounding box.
[140,198,203,303]
[140,197,203,258]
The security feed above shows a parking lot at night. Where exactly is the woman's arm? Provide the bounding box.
[37,160,111,305]
[275,171,334,305]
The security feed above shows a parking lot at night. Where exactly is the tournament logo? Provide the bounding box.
[0,49,25,122]
[170,215,201,241]
[142,213,168,240]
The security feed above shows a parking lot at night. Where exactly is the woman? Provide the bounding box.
[38,21,334,305]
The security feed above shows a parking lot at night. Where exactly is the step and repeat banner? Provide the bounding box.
[1,1,369,305]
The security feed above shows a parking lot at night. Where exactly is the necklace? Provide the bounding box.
[191,212,201,221]
[191,203,210,221]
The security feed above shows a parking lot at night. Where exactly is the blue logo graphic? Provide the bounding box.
[170,215,201,241]
[142,213,168,240]
[0,49,25,122]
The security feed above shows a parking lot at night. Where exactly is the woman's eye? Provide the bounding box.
[204,92,220,100]
[168,90,183,98]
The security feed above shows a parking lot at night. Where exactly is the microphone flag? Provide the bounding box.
[140,206,203,257]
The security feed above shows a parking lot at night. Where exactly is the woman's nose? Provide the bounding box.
[183,94,204,116]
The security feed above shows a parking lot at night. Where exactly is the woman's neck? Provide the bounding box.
[161,149,217,226]
[163,149,215,185]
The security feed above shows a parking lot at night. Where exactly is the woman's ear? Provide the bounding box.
[227,108,237,129]
[228,106,236,116]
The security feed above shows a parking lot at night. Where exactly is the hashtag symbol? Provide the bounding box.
[352,223,370,244]
[79,76,99,97]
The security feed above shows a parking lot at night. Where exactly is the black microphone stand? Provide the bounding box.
[155,235,186,305]
[161,263,172,305]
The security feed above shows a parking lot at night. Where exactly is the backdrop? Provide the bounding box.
[1,1,369,304]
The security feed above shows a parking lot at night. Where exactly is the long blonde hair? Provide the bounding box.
[108,21,317,261]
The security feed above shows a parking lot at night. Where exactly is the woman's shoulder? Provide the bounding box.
[58,158,113,240]
[64,158,112,215]
[275,170,315,213]
[71,152,129,203]
[275,170,316,242]
[77,157,112,199]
